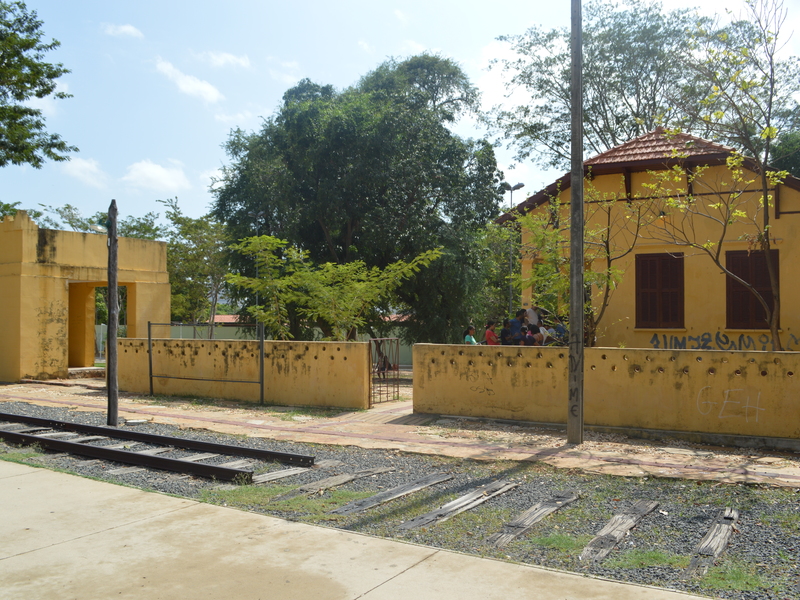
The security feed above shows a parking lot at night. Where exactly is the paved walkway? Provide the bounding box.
[1,461,706,600]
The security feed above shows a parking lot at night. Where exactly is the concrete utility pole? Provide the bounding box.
[503,182,525,316]
[567,0,585,445]
[107,200,119,426]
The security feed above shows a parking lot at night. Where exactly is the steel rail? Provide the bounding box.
[0,429,253,483]
[0,412,314,467]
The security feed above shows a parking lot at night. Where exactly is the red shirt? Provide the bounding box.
[485,329,499,345]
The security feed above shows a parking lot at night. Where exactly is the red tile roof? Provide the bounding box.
[496,128,800,224]
[585,127,734,166]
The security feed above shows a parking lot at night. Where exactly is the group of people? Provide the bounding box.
[463,307,567,347]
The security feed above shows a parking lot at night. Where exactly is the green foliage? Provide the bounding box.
[34,203,168,240]
[0,1,77,168]
[518,178,652,345]
[229,235,442,340]
[212,55,503,343]
[492,0,710,169]
[159,198,229,326]
[772,130,800,177]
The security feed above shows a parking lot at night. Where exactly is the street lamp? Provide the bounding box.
[247,210,265,308]
[502,182,525,316]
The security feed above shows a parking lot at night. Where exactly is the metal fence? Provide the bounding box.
[369,338,400,406]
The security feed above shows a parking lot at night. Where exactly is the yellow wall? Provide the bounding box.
[520,166,800,351]
[414,345,800,440]
[118,339,371,409]
[0,211,170,382]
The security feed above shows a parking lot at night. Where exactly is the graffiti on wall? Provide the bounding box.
[696,386,765,423]
[650,332,800,352]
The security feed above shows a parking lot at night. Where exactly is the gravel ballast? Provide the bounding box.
[2,399,799,600]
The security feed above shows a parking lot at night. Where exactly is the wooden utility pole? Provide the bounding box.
[107,200,119,426]
[567,0,585,444]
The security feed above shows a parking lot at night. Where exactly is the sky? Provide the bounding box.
[6,0,800,224]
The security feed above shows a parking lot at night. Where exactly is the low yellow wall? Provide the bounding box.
[119,339,370,409]
[414,345,800,441]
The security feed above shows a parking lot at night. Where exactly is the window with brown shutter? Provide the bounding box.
[635,253,684,328]
[726,250,778,329]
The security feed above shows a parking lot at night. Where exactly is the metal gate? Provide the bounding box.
[369,338,400,406]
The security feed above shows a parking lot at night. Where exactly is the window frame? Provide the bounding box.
[635,252,685,329]
[725,249,779,330]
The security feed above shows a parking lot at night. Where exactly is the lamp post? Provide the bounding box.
[502,182,525,316]
[247,210,265,308]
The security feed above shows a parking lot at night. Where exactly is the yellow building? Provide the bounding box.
[0,211,170,382]
[504,128,800,351]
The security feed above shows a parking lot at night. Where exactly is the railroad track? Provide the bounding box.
[0,408,757,590]
[0,411,314,483]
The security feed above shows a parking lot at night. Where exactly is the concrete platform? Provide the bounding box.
[0,461,706,600]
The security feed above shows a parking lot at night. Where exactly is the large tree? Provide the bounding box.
[0,1,76,168]
[212,55,504,343]
[491,0,711,169]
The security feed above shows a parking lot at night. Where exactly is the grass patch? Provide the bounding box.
[760,510,800,533]
[0,447,44,463]
[199,484,372,518]
[703,559,767,592]
[530,533,592,553]
[605,549,689,570]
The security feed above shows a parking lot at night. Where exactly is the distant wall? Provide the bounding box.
[413,344,800,442]
[119,339,370,409]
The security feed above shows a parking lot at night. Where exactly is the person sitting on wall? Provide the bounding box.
[526,306,541,328]
[463,325,478,345]
[499,319,512,345]
[525,326,544,346]
[509,309,526,344]
[484,320,499,345]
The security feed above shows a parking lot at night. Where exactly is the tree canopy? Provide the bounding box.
[491,0,710,169]
[0,1,76,168]
[212,54,505,343]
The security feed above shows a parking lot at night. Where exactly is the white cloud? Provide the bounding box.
[358,40,374,54]
[102,24,143,38]
[394,10,409,25]
[400,40,426,54]
[61,158,108,189]
[155,58,224,103]
[265,57,301,85]
[214,110,255,124]
[121,159,191,193]
[199,168,224,191]
[197,51,251,68]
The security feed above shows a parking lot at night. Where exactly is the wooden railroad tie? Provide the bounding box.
[579,500,659,562]
[330,472,453,515]
[398,479,519,530]
[270,466,395,502]
[488,491,579,548]
[685,507,739,578]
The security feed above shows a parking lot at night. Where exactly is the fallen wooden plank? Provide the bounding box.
[252,467,310,484]
[579,500,659,562]
[271,466,395,501]
[313,459,344,469]
[399,479,519,530]
[330,472,453,515]
[685,507,739,578]
[488,491,579,548]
